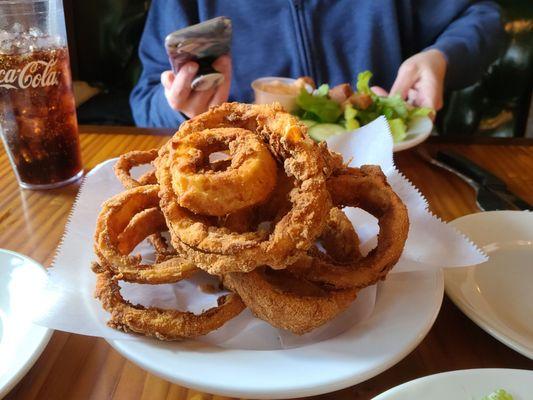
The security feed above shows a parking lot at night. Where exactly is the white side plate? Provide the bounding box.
[373,368,533,399]
[445,211,533,359]
[0,249,53,398]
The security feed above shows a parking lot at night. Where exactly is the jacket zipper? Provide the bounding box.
[291,0,315,79]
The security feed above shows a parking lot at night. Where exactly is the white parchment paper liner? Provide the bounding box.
[26,117,487,350]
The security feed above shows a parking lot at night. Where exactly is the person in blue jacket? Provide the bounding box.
[130,0,504,128]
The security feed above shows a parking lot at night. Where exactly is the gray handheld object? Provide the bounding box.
[165,16,232,91]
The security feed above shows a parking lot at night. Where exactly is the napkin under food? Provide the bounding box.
[28,117,486,350]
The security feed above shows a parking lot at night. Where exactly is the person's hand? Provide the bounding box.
[161,54,232,119]
[389,49,447,111]
[371,49,447,116]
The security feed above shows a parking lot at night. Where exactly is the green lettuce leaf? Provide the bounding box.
[356,70,374,96]
[388,118,407,143]
[356,109,380,125]
[296,89,342,123]
[409,106,433,118]
[376,94,409,119]
[481,389,514,400]
[316,84,330,97]
[344,105,360,130]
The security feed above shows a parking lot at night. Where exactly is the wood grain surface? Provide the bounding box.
[1,126,532,400]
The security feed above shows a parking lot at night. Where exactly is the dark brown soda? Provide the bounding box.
[0,46,82,186]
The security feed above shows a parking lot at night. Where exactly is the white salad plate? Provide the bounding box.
[445,211,533,360]
[373,368,533,399]
[393,116,433,152]
[0,249,52,398]
[107,270,443,399]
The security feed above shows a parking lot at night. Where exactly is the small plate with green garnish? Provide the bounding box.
[372,369,533,400]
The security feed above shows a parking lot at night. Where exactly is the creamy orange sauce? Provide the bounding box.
[256,80,301,95]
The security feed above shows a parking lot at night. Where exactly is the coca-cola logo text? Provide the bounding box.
[0,59,60,90]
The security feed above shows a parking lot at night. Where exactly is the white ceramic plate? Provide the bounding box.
[0,249,52,398]
[108,270,443,399]
[373,368,533,399]
[445,211,533,359]
[393,116,433,152]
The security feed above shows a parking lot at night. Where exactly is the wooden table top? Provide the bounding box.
[1,126,532,400]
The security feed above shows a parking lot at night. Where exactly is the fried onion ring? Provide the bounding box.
[113,149,167,264]
[114,149,158,189]
[289,165,409,289]
[223,208,360,334]
[148,232,177,262]
[223,269,357,335]
[317,207,361,262]
[155,103,333,274]
[92,264,245,340]
[170,127,278,216]
[94,185,197,283]
[218,207,256,233]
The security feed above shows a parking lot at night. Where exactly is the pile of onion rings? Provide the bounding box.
[93,102,409,339]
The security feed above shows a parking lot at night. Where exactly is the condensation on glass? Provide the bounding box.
[0,0,82,189]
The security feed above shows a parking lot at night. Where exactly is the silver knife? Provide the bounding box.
[417,148,530,211]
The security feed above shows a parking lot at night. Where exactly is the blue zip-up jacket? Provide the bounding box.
[130,0,504,128]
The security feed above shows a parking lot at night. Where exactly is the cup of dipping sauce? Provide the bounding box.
[251,77,304,112]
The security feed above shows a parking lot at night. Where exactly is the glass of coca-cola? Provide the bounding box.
[0,0,82,189]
